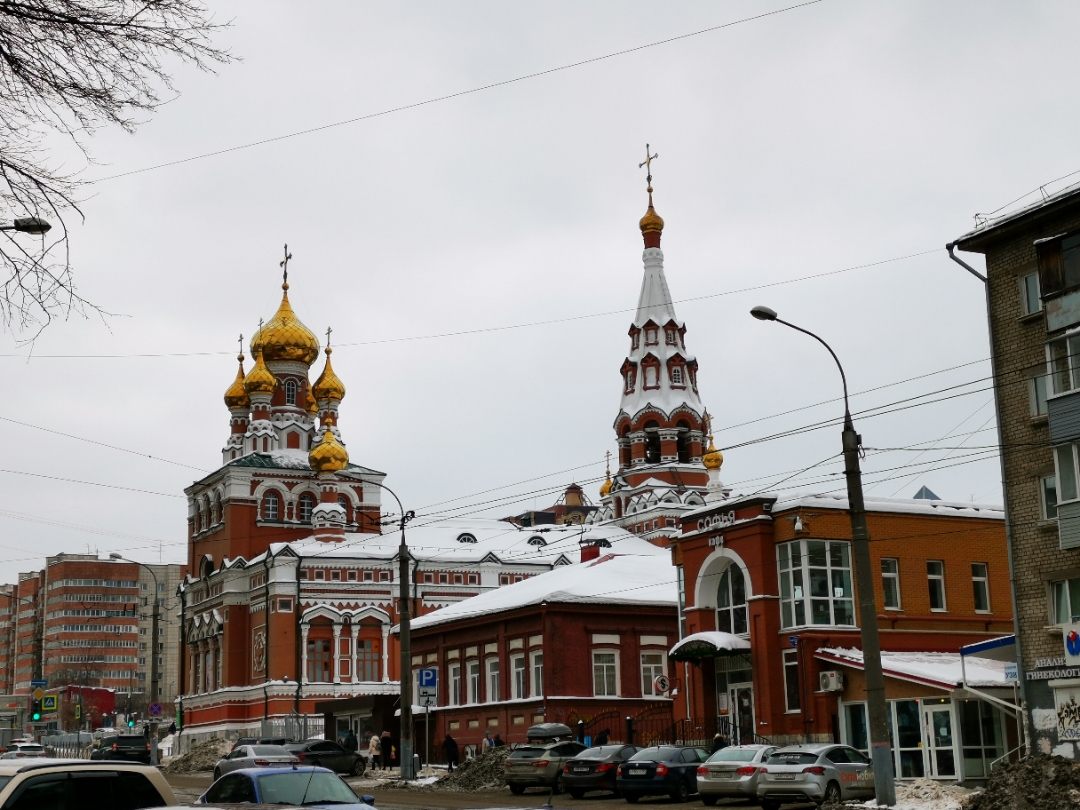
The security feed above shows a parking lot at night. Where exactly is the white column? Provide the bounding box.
[300,624,310,684]
[381,624,390,683]
[351,624,360,684]
[332,625,342,684]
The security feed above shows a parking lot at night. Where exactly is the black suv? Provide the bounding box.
[89,735,151,764]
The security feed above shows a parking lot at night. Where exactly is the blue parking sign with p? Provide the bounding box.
[418,667,438,701]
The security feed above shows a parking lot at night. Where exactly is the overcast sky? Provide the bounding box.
[0,0,1071,579]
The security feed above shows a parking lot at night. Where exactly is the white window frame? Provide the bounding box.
[285,379,297,405]
[645,327,658,345]
[644,365,658,389]
[881,558,901,611]
[449,663,461,706]
[1021,271,1043,316]
[928,560,947,612]
[671,366,684,386]
[592,649,619,697]
[665,328,677,346]
[486,657,500,703]
[640,651,666,696]
[530,650,544,698]
[1052,577,1080,625]
[972,563,991,613]
[467,660,480,704]
[511,654,526,700]
[1030,373,1050,417]
[1055,444,1080,504]
[777,539,855,629]
[783,649,801,713]
[1041,474,1059,520]
[1046,332,1080,396]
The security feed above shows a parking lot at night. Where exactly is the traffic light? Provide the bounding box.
[127,718,134,728]
[30,700,40,722]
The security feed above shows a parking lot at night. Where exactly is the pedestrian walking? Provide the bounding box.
[380,730,392,770]
[482,729,494,749]
[493,733,505,747]
[368,732,381,771]
[443,734,459,773]
[344,729,358,754]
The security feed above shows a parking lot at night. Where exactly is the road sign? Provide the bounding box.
[41,695,56,712]
[75,704,82,720]
[29,680,47,688]
[148,702,163,717]
[417,667,438,700]
[31,688,43,701]
[653,675,671,694]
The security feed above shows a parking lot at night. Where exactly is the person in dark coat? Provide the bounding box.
[711,733,729,754]
[344,730,358,753]
[443,734,460,773]
[381,730,392,770]
[595,729,610,746]
[493,733,505,747]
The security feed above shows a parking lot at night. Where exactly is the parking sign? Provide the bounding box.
[417,667,438,702]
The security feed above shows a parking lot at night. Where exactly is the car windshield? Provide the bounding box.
[0,777,11,791]
[707,749,757,762]
[252,746,291,756]
[508,747,545,760]
[768,751,820,765]
[578,746,624,759]
[629,747,679,762]
[257,772,359,805]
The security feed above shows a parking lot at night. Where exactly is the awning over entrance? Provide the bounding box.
[669,631,750,662]
[960,635,1015,663]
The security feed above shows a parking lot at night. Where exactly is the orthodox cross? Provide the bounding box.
[703,409,713,436]
[280,244,292,286]
[237,333,244,358]
[325,326,332,348]
[605,450,612,476]
[639,144,658,185]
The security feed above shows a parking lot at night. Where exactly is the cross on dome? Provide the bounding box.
[280,243,292,289]
[638,143,664,247]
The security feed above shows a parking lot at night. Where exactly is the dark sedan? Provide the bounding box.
[284,740,366,775]
[562,744,641,798]
[616,745,709,803]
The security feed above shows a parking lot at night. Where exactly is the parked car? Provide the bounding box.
[561,744,641,798]
[283,740,366,775]
[505,739,587,794]
[696,744,777,805]
[89,734,152,764]
[616,745,709,803]
[199,766,375,809]
[230,736,290,751]
[756,743,875,810]
[0,760,176,808]
[213,744,298,780]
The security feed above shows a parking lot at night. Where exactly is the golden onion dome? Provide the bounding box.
[309,426,349,474]
[250,284,321,365]
[599,476,613,498]
[224,353,250,409]
[305,385,318,415]
[702,435,724,471]
[312,347,346,402]
[243,348,276,395]
[639,188,664,236]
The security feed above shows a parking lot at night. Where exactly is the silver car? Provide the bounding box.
[213,744,298,780]
[696,744,777,805]
[756,743,874,810]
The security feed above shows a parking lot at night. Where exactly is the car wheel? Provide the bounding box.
[701,797,717,806]
[822,780,842,804]
[350,758,365,776]
[552,774,563,795]
[670,779,690,803]
[570,789,585,799]
[624,793,640,803]
[509,785,527,795]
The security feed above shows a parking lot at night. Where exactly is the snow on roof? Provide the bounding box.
[224,449,384,476]
[952,181,1080,247]
[685,491,1003,522]
[272,518,661,567]
[815,647,1011,689]
[670,631,751,658]
[407,553,677,631]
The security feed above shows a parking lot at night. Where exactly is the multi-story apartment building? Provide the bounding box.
[952,187,1080,758]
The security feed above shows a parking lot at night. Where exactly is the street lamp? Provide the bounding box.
[3,217,51,235]
[750,305,896,806]
[110,553,160,766]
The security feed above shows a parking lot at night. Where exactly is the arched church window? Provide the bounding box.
[717,565,748,635]
[298,493,316,523]
[337,495,350,521]
[676,420,690,464]
[666,328,677,346]
[285,379,297,406]
[671,366,684,386]
[527,535,547,547]
[263,491,280,521]
[631,331,640,351]
[644,420,661,464]
[199,555,214,579]
[644,365,658,388]
[645,327,658,346]
[624,368,636,394]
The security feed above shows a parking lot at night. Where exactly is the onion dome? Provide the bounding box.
[305,385,318,415]
[702,434,724,471]
[243,348,276,395]
[599,475,613,498]
[224,353,250,409]
[250,283,320,365]
[309,425,349,474]
[639,186,664,245]
[312,347,346,402]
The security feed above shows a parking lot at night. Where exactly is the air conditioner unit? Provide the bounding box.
[819,671,844,692]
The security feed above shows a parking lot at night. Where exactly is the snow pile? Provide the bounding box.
[965,754,1080,810]
[434,746,508,792]
[889,778,970,810]
[162,737,231,774]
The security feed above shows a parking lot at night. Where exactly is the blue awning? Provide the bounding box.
[960,635,1015,662]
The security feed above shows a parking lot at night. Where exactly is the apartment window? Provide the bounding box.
[1046,333,1080,395]
[1037,232,1080,299]
[592,651,618,697]
[777,539,855,629]
[1020,271,1043,316]
[881,558,901,610]
[467,661,481,704]
[449,663,462,706]
[783,649,800,712]
[1042,475,1059,520]
[512,655,526,700]
[972,563,991,613]
[928,561,947,612]
[1030,373,1050,416]
[530,650,543,697]
[1056,444,1080,503]
[1052,577,1080,624]
[716,565,748,635]
[640,652,665,696]
[486,658,500,703]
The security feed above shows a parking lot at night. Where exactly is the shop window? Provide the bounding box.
[782,649,800,712]
[893,700,924,778]
[959,700,1005,778]
[881,558,901,610]
[592,650,618,697]
[777,540,854,629]
[716,565,748,635]
[640,652,665,696]
[928,561,947,611]
[972,563,990,613]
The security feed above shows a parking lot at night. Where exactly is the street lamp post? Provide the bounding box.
[110,554,160,767]
[2,217,50,234]
[750,306,896,807]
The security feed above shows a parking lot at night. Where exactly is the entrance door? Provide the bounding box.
[924,705,956,778]
[729,684,755,744]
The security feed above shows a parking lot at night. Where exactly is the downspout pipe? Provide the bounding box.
[945,242,1028,751]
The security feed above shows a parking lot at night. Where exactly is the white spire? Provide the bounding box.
[634,247,680,327]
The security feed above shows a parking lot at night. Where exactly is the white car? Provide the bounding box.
[757,743,874,810]
[1,743,44,759]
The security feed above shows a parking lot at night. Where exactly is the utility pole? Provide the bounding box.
[397,509,415,780]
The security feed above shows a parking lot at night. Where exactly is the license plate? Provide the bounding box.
[574,768,590,773]
[715,771,735,779]
[774,773,796,781]
[628,769,647,776]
